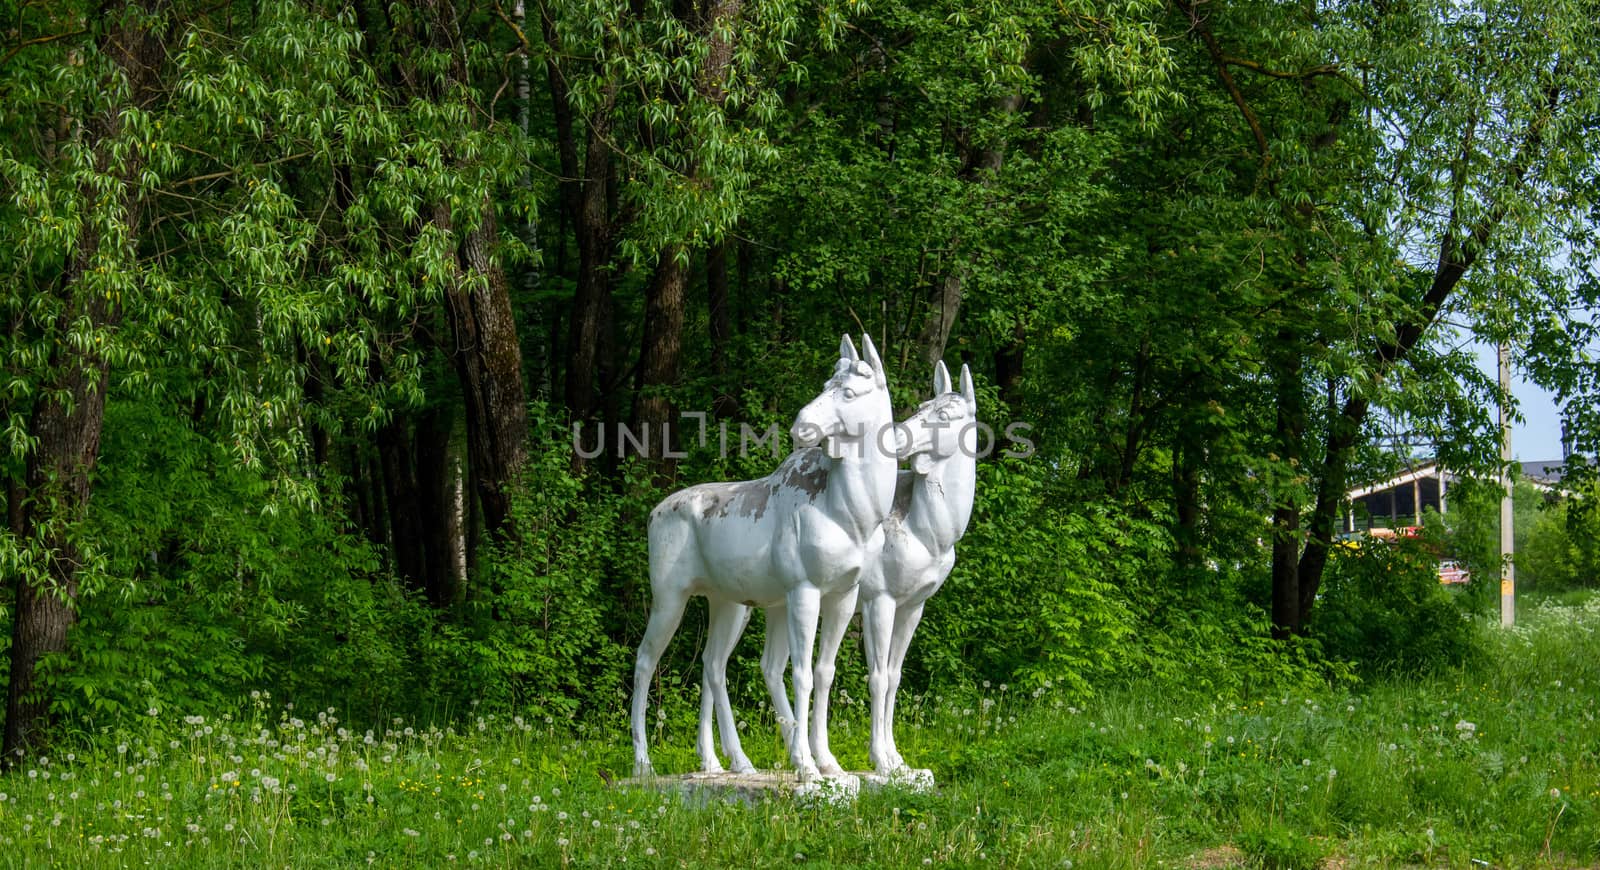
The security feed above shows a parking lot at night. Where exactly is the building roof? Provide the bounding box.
[1344,457,1577,503]
[1345,460,1455,501]
[1520,459,1570,488]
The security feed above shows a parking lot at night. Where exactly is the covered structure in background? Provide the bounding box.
[1345,461,1455,532]
[1517,459,1575,492]
[1343,458,1570,532]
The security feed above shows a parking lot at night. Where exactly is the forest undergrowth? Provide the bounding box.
[0,595,1595,868]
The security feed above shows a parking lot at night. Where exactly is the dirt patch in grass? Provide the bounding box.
[1185,845,1247,869]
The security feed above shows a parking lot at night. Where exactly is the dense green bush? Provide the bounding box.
[1311,538,1481,676]
[910,462,1144,697]
[909,461,1342,703]
[1442,475,1596,594]
[52,400,442,726]
[4,395,1357,741]
[427,422,639,721]
[1517,481,1600,591]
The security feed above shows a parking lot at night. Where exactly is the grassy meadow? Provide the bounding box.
[0,595,1597,868]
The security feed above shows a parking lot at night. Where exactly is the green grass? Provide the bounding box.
[2,596,1598,868]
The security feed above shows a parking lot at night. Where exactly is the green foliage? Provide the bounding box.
[4,598,1598,867]
[1312,539,1481,676]
[911,464,1144,697]
[430,408,634,721]
[52,398,439,726]
[1238,819,1327,870]
[1516,494,1578,590]
[1521,480,1600,591]
[1443,476,1598,594]
[1135,597,1349,703]
[913,461,1342,703]
[1441,477,1506,590]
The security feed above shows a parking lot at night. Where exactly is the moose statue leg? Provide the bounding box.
[809,585,859,776]
[760,606,797,750]
[631,586,689,778]
[782,585,824,780]
[698,599,756,774]
[881,601,928,773]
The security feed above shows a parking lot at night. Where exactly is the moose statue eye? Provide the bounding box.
[937,410,950,422]
[842,387,856,400]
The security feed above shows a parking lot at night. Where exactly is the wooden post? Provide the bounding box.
[1499,341,1515,627]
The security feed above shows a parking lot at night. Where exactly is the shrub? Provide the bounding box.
[909,461,1145,698]
[1311,537,1480,676]
[1238,819,1327,870]
[55,399,439,726]
[428,422,636,722]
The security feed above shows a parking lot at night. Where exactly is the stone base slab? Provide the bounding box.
[618,768,935,805]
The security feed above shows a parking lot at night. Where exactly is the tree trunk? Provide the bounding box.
[4,0,166,764]
[706,239,737,418]
[5,341,111,762]
[564,97,617,431]
[441,202,529,541]
[377,417,427,589]
[346,442,377,545]
[994,322,1026,409]
[916,271,967,370]
[1269,337,1306,638]
[916,91,1023,368]
[633,247,689,463]
[735,237,752,336]
[1172,437,1204,574]
[464,446,482,593]
[415,408,460,607]
[300,340,332,471]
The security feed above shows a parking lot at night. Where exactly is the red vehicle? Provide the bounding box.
[1437,560,1470,585]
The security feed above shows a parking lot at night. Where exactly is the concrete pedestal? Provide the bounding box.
[619,768,934,805]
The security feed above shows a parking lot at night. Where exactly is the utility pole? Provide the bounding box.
[1499,340,1515,627]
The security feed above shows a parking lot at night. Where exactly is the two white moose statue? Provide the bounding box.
[630,335,978,788]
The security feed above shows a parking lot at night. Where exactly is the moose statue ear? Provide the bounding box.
[840,334,860,363]
[933,360,952,396]
[959,364,976,407]
[861,334,887,387]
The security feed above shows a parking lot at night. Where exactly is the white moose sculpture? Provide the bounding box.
[630,335,899,782]
[699,361,979,782]
[826,360,977,778]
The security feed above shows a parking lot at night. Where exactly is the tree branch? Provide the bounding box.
[1178,0,1270,166]
[493,1,533,55]
[0,28,90,67]
[1295,69,1568,616]
[1222,56,1341,82]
